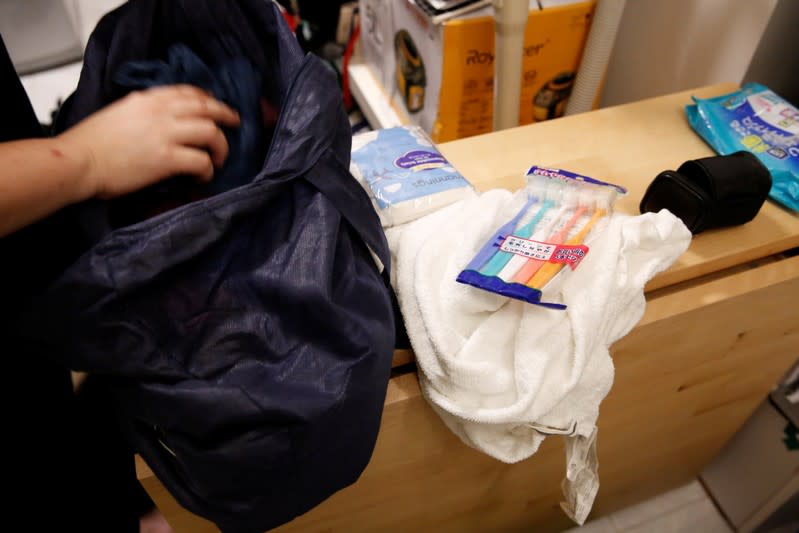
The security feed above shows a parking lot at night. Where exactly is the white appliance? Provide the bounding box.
[0,0,83,74]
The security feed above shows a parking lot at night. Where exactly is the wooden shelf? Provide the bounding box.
[348,62,410,130]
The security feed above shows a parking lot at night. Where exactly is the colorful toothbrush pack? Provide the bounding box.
[457,166,626,310]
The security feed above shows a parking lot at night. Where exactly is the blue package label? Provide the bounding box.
[526,165,628,195]
[685,82,799,212]
[395,150,448,170]
[350,126,471,210]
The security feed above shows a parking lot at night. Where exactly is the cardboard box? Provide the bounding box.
[359,0,596,142]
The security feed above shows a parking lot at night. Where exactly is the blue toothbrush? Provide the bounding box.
[480,198,554,277]
[463,195,538,272]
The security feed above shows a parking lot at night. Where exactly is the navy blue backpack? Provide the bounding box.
[18,1,396,531]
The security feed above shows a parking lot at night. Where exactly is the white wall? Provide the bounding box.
[743,0,799,105]
[63,0,127,46]
[600,0,778,107]
[20,0,127,123]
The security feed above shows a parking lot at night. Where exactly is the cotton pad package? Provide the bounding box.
[686,82,799,212]
[456,165,626,309]
[350,125,474,227]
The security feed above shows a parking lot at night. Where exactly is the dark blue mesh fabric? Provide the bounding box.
[15,2,395,531]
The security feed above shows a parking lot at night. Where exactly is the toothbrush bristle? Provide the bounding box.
[576,188,593,208]
[562,188,579,208]
[546,182,563,203]
[596,188,616,211]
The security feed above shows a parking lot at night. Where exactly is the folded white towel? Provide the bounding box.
[387,189,691,524]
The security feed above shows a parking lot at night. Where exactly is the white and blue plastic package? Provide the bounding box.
[686,83,799,212]
[350,125,474,227]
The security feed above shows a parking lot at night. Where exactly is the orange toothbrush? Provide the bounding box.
[526,207,606,289]
[511,203,587,284]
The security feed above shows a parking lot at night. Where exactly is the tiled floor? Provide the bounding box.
[564,480,733,533]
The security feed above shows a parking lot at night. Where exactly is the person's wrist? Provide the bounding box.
[54,133,98,202]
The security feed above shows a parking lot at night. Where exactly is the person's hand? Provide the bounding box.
[59,85,241,199]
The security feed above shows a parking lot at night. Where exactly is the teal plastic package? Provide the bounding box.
[686,83,799,212]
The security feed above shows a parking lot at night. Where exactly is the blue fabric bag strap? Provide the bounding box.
[304,158,392,277]
[260,54,392,277]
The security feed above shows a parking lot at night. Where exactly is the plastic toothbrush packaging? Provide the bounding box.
[456,166,626,310]
[685,82,799,212]
[350,125,474,227]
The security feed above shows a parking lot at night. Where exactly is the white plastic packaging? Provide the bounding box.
[350,125,474,227]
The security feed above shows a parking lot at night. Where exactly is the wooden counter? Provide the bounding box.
[137,84,799,532]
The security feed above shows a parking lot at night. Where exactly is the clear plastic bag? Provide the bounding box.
[456,165,626,310]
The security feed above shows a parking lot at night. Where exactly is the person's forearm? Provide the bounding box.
[0,86,240,238]
[0,137,94,237]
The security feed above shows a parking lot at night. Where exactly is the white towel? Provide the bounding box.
[387,189,691,524]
